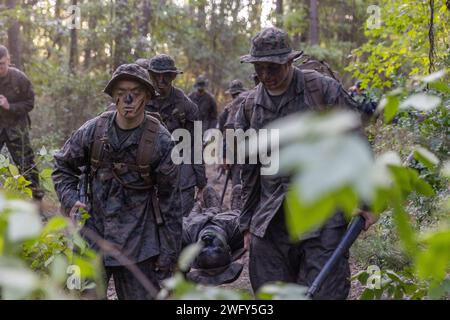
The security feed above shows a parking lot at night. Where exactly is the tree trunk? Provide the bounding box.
[84,11,97,69]
[113,0,132,68]
[54,0,63,50]
[275,0,283,28]
[309,0,319,45]
[196,0,206,29]
[69,0,79,74]
[136,0,152,58]
[6,0,22,69]
[248,0,262,33]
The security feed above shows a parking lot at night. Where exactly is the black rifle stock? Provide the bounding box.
[306,215,366,298]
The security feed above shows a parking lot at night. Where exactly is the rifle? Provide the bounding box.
[74,166,90,223]
[306,215,366,299]
[215,166,225,182]
[220,169,231,206]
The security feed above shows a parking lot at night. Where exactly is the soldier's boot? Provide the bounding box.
[230,184,242,211]
[202,185,220,209]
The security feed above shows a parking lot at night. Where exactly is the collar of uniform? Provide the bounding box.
[106,111,147,151]
[193,90,210,101]
[254,68,305,112]
[147,87,175,111]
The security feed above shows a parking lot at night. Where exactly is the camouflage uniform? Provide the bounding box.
[145,55,207,217]
[52,64,181,300]
[182,185,245,285]
[218,80,249,187]
[188,76,218,134]
[236,28,371,299]
[0,67,42,199]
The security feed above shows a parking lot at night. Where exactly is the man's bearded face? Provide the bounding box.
[113,80,148,120]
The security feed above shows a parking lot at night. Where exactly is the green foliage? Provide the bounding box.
[257,282,308,300]
[274,72,449,299]
[159,272,252,300]
[0,193,104,299]
[0,155,32,198]
[0,148,103,299]
[347,0,450,89]
[354,267,431,300]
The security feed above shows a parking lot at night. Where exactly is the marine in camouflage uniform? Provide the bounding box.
[182,185,245,285]
[144,54,207,217]
[218,80,249,187]
[236,28,376,299]
[0,45,43,200]
[188,75,218,134]
[52,64,181,300]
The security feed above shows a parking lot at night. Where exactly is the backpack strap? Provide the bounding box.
[243,90,257,125]
[302,69,326,109]
[138,114,164,225]
[136,114,161,185]
[173,90,187,127]
[91,111,114,171]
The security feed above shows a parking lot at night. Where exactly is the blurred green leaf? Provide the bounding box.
[413,146,440,170]
[400,93,441,112]
[258,282,309,300]
[8,165,19,178]
[178,243,203,273]
[6,202,42,242]
[381,95,400,123]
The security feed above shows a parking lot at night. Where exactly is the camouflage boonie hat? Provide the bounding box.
[104,63,155,97]
[135,58,150,70]
[148,54,183,74]
[225,80,247,95]
[240,27,303,64]
[194,75,208,89]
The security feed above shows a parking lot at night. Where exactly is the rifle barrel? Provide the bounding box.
[306,215,366,298]
[220,170,231,206]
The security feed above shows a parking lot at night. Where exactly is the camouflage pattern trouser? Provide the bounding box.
[181,186,196,217]
[229,164,242,187]
[0,129,41,198]
[105,257,161,300]
[249,210,350,300]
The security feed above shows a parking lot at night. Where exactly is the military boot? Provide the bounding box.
[230,184,242,211]
[202,185,220,209]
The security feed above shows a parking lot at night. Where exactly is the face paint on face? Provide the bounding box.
[197,87,206,94]
[113,80,147,120]
[254,62,292,92]
[149,71,176,96]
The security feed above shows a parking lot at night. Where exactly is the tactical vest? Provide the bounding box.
[149,89,187,129]
[90,111,164,224]
[243,69,326,123]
